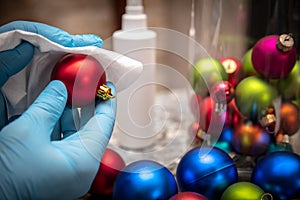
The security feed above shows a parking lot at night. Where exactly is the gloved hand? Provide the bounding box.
[0,21,103,139]
[0,80,117,200]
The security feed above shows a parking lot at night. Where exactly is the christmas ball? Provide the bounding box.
[252,34,297,79]
[214,127,234,154]
[169,192,208,200]
[89,148,126,196]
[220,57,244,87]
[227,99,246,127]
[198,97,229,139]
[221,182,269,200]
[267,132,293,153]
[278,61,300,100]
[232,121,270,156]
[252,151,300,199]
[241,48,259,77]
[113,160,178,200]
[176,146,238,200]
[51,53,111,107]
[211,81,235,105]
[235,76,278,120]
[192,58,227,96]
[279,101,300,136]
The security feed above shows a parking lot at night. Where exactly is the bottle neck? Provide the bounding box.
[122,5,147,30]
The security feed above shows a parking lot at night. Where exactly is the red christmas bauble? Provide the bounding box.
[51,54,106,107]
[199,97,228,134]
[211,81,235,105]
[169,192,208,200]
[220,57,244,87]
[251,34,297,79]
[89,148,126,196]
[232,122,270,156]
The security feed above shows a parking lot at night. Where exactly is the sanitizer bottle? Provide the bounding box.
[112,0,157,149]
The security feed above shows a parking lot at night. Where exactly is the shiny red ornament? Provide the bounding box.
[279,102,300,136]
[232,122,271,156]
[252,34,297,79]
[227,99,245,127]
[211,81,235,105]
[51,54,108,107]
[199,97,228,134]
[220,57,244,87]
[169,192,208,200]
[89,148,126,196]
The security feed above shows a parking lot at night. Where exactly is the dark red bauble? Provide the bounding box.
[232,122,270,156]
[89,148,126,196]
[169,192,208,200]
[220,57,244,87]
[227,99,245,127]
[51,54,106,107]
[211,81,235,105]
[251,34,297,79]
[199,97,228,134]
[279,102,300,136]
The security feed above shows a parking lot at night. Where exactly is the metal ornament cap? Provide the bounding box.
[276,34,294,52]
[97,84,115,101]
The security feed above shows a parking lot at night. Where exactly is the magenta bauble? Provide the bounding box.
[251,34,297,79]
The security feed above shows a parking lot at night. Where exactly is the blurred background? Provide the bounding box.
[0,0,299,83]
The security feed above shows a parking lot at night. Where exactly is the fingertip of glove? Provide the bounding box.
[73,34,103,48]
[46,80,68,101]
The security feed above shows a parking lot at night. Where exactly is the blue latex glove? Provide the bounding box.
[0,21,103,138]
[0,80,117,199]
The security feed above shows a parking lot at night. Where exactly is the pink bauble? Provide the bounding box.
[252,34,297,79]
[169,192,208,200]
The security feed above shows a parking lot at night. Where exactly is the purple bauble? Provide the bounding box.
[252,34,297,79]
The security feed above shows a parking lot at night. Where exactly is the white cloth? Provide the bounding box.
[0,30,142,117]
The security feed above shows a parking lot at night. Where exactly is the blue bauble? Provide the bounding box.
[252,151,300,200]
[214,128,234,154]
[113,160,178,200]
[176,146,238,200]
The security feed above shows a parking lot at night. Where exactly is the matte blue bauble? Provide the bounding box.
[214,128,234,154]
[252,151,300,200]
[176,146,238,200]
[113,160,178,200]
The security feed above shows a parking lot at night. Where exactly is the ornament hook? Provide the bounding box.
[97,84,115,101]
[261,193,273,200]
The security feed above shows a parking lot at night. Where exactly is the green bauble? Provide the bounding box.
[235,76,278,120]
[278,61,300,100]
[221,182,267,200]
[192,57,227,96]
[241,49,259,77]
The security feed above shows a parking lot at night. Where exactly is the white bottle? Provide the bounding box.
[112,0,157,149]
